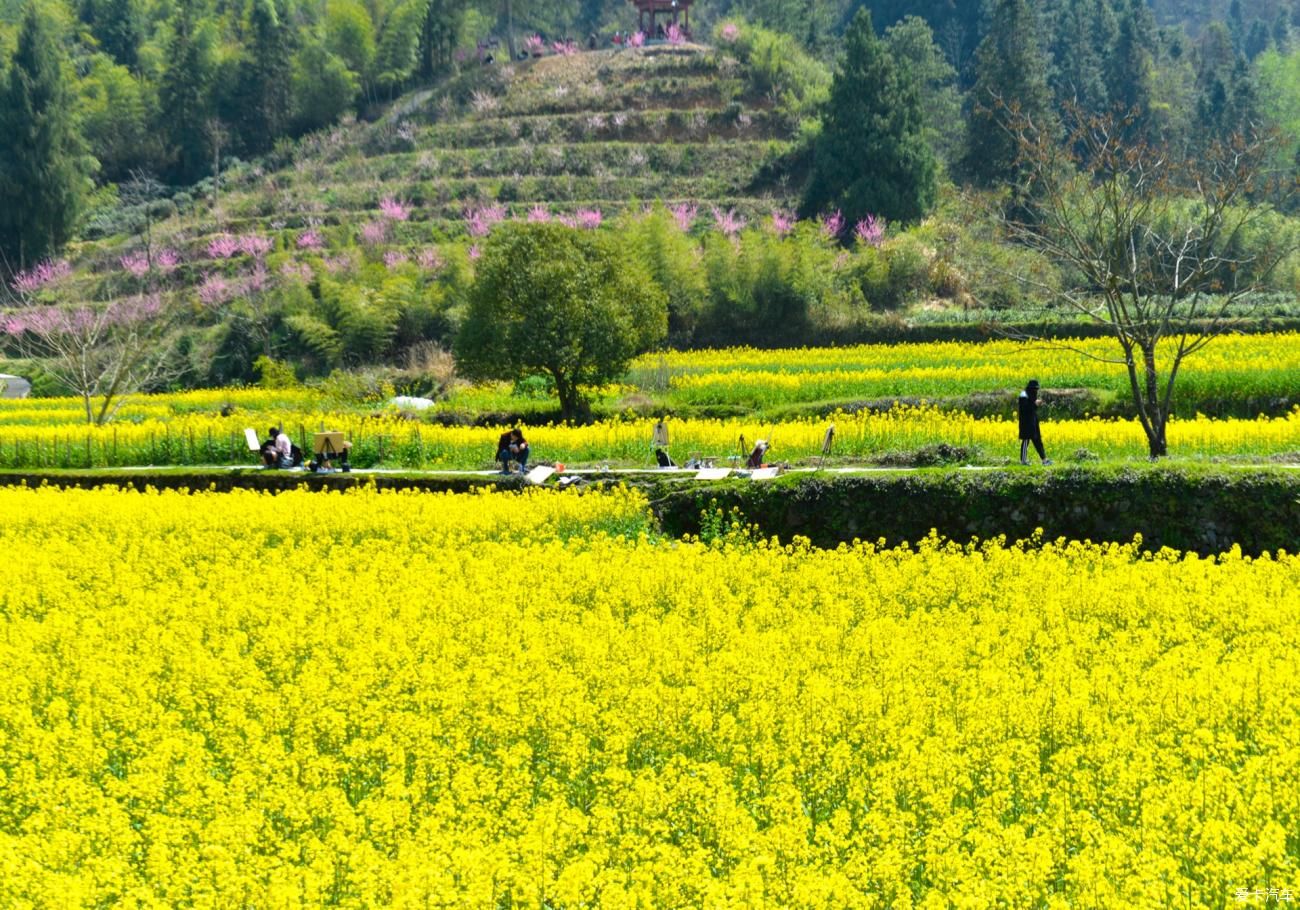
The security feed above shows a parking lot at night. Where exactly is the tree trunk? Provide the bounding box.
[1141,342,1167,458]
[553,372,578,424]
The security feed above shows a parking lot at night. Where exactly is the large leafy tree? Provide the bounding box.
[456,222,668,423]
[802,9,937,226]
[0,3,89,273]
[959,0,1054,188]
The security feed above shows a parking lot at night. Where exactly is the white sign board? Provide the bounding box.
[526,466,557,485]
[749,468,780,480]
[244,428,261,452]
[695,468,731,481]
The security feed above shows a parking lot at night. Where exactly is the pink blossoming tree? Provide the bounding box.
[2,282,179,424]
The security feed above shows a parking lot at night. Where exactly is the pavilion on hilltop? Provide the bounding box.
[629,0,694,38]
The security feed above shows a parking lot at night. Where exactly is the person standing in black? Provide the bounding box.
[1018,379,1053,466]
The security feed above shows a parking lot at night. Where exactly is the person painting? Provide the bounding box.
[1018,380,1053,466]
[264,425,294,469]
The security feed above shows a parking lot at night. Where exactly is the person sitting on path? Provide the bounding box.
[1018,379,1053,466]
[496,430,514,474]
[496,428,529,474]
[509,429,529,473]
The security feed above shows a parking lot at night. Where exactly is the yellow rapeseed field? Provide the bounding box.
[5,401,1300,468]
[2,485,1299,908]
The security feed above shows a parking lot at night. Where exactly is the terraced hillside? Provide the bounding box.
[71,43,802,286]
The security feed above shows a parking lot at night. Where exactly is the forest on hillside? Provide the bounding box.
[2,0,1300,273]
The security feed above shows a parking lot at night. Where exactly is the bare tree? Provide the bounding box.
[1,263,181,425]
[995,107,1295,457]
[121,170,166,268]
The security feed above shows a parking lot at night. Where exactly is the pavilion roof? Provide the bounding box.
[628,0,693,10]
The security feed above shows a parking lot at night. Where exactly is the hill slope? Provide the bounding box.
[81,44,801,267]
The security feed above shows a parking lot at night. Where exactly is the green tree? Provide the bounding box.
[371,0,423,99]
[157,3,216,183]
[225,0,293,156]
[959,0,1054,188]
[77,53,160,181]
[1108,0,1156,127]
[84,0,142,70]
[0,3,89,272]
[290,37,357,134]
[1050,0,1113,117]
[862,0,984,79]
[456,222,668,422]
[884,15,962,165]
[802,9,937,226]
[418,0,466,78]
[325,0,376,101]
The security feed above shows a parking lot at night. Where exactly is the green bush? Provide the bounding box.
[720,20,831,121]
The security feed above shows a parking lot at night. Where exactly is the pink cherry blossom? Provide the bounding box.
[855,214,886,247]
[527,205,552,223]
[207,234,241,259]
[720,23,740,42]
[10,259,72,294]
[417,248,445,272]
[120,252,151,277]
[629,31,645,48]
[156,249,181,272]
[198,273,233,306]
[525,35,545,55]
[246,264,269,293]
[468,244,482,261]
[670,203,697,232]
[280,261,314,282]
[666,23,685,45]
[383,250,409,270]
[297,229,323,250]
[770,210,795,237]
[576,208,603,230]
[821,209,845,241]
[238,235,274,259]
[712,206,746,237]
[464,203,506,238]
[379,197,411,221]
[3,295,161,339]
[324,253,357,274]
[360,221,388,245]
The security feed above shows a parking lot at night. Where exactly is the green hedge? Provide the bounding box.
[651,467,1300,555]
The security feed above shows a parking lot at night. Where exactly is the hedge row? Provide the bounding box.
[650,467,1300,556]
